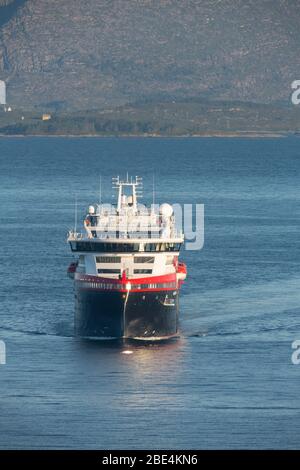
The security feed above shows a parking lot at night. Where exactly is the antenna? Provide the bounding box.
[112,176,120,189]
[74,195,78,233]
[152,173,155,206]
[135,176,143,199]
[99,175,102,205]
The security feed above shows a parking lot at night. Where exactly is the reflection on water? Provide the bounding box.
[71,337,188,410]
[77,336,187,378]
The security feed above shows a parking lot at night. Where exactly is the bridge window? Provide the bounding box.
[71,242,140,252]
[70,241,181,253]
[144,243,181,252]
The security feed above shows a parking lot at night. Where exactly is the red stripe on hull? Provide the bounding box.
[74,272,184,293]
[75,272,177,284]
[78,287,178,293]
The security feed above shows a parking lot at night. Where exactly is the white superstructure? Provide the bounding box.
[68,175,185,281]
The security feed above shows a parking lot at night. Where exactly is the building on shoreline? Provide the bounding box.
[0,80,6,106]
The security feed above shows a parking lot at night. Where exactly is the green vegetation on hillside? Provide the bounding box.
[1,100,299,136]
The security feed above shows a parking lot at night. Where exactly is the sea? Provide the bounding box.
[0,136,299,449]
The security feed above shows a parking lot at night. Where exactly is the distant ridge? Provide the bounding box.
[0,0,299,111]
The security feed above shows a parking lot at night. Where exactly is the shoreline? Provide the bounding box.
[0,131,291,139]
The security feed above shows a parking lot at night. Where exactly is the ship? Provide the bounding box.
[67,175,187,340]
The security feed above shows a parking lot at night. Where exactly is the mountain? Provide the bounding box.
[0,0,299,111]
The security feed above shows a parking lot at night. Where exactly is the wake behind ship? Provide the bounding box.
[67,175,187,340]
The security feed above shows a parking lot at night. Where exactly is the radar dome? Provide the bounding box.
[88,205,95,214]
[159,203,173,217]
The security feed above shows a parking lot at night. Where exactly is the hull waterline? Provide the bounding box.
[75,288,179,340]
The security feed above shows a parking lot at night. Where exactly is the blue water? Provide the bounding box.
[0,136,300,449]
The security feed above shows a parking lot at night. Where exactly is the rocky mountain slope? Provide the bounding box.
[0,0,299,111]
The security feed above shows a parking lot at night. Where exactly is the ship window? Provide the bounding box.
[144,243,182,252]
[165,243,182,252]
[96,256,121,263]
[97,269,121,274]
[70,241,181,253]
[134,256,155,264]
[100,243,140,253]
[144,243,159,252]
[70,242,140,253]
[134,269,152,274]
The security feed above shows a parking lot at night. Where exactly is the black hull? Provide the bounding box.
[75,287,179,339]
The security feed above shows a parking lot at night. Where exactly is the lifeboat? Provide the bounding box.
[67,261,78,279]
[176,262,187,281]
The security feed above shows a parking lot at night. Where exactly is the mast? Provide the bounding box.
[99,175,102,205]
[152,173,155,209]
[74,195,78,233]
[112,175,143,213]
